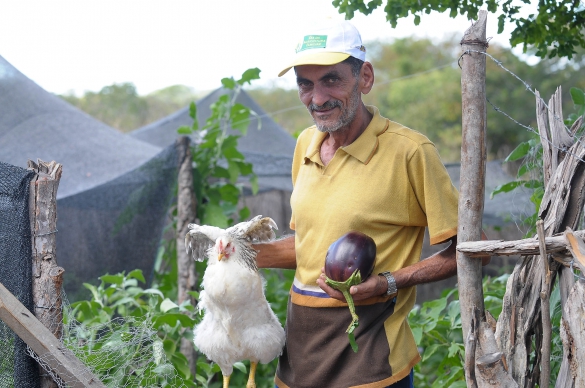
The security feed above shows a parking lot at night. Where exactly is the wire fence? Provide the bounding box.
[460,49,585,164]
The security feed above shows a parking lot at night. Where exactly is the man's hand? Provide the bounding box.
[317,267,387,301]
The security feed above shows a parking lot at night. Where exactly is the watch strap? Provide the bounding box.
[379,271,397,296]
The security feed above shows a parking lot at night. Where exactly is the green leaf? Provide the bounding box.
[237,68,261,85]
[422,297,447,321]
[112,296,139,308]
[143,288,164,298]
[233,362,247,373]
[447,342,463,358]
[227,160,241,184]
[497,14,505,34]
[414,14,420,25]
[202,203,229,228]
[128,269,146,283]
[219,183,241,203]
[100,273,124,286]
[213,166,231,179]
[523,179,542,189]
[505,141,531,162]
[250,174,259,195]
[153,313,196,329]
[422,343,441,362]
[236,161,252,176]
[82,283,102,303]
[221,77,236,89]
[189,101,198,121]
[570,87,585,106]
[160,298,179,312]
[177,125,192,135]
[230,104,250,134]
[411,326,423,344]
[171,352,192,378]
[490,181,524,198]
[239,206,250,221]
[153,363,175,376]
[163,338,177,354]
[222,146,245,161]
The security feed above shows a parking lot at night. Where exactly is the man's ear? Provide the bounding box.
[359,62,374,95]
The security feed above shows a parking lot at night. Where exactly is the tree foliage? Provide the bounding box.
[61,83,201,132]
[332,0,585,59]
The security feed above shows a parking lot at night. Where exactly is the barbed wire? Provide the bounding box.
[460,49,585,164]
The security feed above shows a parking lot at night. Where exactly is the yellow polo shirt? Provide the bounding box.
[285,106,458,386]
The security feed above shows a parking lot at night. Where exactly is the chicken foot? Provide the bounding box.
[246,361,258,388]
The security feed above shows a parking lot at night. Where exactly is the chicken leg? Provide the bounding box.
[223,374,230,388]
[246,361,258,388]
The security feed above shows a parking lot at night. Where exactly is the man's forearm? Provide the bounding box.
[254,235,297,269]
[393,239,458,289]
[393,233,490,290]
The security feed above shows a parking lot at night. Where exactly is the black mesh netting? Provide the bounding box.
[56,143,180,299]
[0,148,190,387]
[0,162,40,388]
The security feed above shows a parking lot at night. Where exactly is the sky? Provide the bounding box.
[0,0,522,96]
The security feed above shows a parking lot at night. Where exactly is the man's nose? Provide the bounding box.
[310,84,329,107]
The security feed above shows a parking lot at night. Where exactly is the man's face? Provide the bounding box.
[295,62,361,133]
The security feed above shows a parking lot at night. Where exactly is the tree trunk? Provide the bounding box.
[28,159,64,388]
[175,137,198,379]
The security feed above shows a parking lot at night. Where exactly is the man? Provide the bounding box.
[255,20,486,388]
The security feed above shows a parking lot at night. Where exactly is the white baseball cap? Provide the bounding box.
[278,20,366,77]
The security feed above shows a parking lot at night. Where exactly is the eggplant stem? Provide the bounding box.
[341,288,359,332]
[325,269,363,352]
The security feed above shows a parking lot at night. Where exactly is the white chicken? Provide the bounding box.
[185,215,286,388]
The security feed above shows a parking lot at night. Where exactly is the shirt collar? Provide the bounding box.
[303,105,388,165]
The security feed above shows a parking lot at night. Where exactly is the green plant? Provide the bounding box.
[178,68,261,228]
[409,275,509,387]
[67,270,197,387]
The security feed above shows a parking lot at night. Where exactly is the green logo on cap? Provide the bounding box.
[297,35,327,53]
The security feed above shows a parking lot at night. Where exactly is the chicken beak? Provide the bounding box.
[218,251,225,261]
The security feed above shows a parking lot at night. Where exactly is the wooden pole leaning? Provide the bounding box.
[0,281,106,388]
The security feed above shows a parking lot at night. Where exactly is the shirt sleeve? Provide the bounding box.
[407,142,459,245]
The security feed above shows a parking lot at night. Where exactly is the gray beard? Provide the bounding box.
[309,82,361,134]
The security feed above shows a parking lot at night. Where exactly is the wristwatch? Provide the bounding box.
[379,271,398,296]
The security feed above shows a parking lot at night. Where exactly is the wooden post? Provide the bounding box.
[176,137,198,378]
[28,159,65,388]
[457,9,488,345]
[536,220,552,388]
[0,282,106,388]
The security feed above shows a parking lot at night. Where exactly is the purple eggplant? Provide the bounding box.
[324,231,376,352]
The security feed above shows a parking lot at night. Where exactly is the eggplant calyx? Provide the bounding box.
[325,269,362,352]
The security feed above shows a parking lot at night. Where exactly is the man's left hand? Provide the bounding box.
[317,267,387,301]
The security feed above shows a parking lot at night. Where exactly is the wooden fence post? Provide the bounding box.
[457,9,488,348]
[176,137,198,378]
[28,159,65,388]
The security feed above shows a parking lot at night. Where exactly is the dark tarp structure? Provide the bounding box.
[0,55,180,298]
[131,87,297,193]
